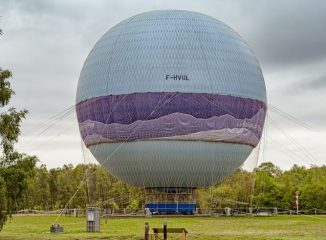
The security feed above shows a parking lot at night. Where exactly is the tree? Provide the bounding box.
[48,168,59,209]
[256,162,282,177]
[33,165,51,210]
[0,29,37,230]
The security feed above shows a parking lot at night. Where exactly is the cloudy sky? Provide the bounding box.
[0,0,325,170]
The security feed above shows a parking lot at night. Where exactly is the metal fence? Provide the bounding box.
[12,207,326,216]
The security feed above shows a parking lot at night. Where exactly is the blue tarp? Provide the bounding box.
[145,203,196,214]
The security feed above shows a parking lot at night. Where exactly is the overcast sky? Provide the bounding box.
[0,0,325,170]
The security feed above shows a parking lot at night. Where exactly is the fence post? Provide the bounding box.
[163,221,167,240]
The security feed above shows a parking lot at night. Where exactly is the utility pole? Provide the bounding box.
[295,191,300,215]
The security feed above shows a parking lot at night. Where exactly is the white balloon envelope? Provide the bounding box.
[76,10,267,188]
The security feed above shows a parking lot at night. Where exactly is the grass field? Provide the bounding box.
[0,214,325,239]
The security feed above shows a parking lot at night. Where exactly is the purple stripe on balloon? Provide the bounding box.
[76,92,266,147]
[79,111,264,147]
[76,92,266,125]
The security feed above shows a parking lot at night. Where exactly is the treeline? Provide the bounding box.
[23,164,143,211]
[199,162,326,210]
[21,162,326,211]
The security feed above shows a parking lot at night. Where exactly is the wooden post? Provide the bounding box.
[183,229,187,240]
[144,222,149,240]
[153,229,158,240]
[163,222,167,240]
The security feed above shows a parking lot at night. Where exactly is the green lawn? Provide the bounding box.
[0,215,325,239]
